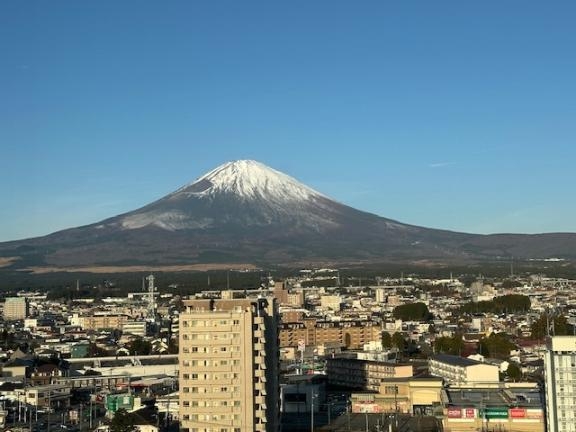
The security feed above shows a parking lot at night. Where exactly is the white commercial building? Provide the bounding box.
[429,354,500,385]
[544,335,576,432]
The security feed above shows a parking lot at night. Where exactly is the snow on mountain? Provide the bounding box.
[120,160,338,231]
[170,160,329,202]
[3,159,576,270]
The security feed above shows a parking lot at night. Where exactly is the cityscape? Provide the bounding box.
[0,269,575,431]
[2,2,576,432]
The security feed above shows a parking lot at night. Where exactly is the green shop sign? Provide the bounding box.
[481,408,509,419]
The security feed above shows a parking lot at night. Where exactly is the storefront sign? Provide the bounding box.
[448,407,462,418]
[510,408,526,418]
[352,403,382,413]
[482,408,509,419]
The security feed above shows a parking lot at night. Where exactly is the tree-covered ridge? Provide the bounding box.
[459,294,531,314]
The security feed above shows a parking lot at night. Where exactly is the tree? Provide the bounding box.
[89,343,108,357]
[501,280,522,289]
[382,332,392,349]
[127,337,152,355]
[109,408,137,432]
[506,362,522,382]
[531,313,573,339]
[479,333,516,360]
[392,303,433,321]
[392,332,406,350]
[167,338,179,354]
[459,294,531,315]
[434,335,464,355]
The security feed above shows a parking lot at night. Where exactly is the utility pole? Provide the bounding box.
[89,397,93,429]
[347,405,351,432]
[310,392,314,432]
[47,390,51,432]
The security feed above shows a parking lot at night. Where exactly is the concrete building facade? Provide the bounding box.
[279,318,381,350]
[326,357,413,391]
[3,297,28,320]
[351,376,443,415]
[544,335,576,432]
[179,296,280,432]
[429,354,500,384]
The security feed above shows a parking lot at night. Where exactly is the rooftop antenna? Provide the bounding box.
[227,270,230,290]
[510,257,514,278]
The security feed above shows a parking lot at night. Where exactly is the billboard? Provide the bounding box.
[481,408,509,419]
[447,407,476,419]
[510,408,526,418]
[447,407,462,418]
[352,403,383,414]
[105,394,134,413]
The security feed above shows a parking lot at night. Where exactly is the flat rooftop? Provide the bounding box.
[446,387,542,408]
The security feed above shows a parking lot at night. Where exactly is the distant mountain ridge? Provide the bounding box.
[1,160,575,271]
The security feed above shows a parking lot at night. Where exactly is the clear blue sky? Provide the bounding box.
[1,1,575,242]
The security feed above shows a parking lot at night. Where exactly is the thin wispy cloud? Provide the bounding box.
[428,162,454,169]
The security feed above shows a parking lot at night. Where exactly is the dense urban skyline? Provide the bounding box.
[1,1,575,242]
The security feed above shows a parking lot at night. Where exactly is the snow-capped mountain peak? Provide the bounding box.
[119,160,336,231]
[171,160,328,202]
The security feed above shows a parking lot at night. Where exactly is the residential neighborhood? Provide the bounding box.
[1,270,575,431]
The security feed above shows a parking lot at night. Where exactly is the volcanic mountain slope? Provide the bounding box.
[1,160,575,269]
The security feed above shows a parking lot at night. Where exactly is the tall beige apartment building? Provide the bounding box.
[3,297,28,320]
[179,295,280,432]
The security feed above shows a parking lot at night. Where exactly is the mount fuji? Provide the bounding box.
[1,160,575,270]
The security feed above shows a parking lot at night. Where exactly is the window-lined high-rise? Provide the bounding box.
[544,336,576,432]
[179,295,280,432]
